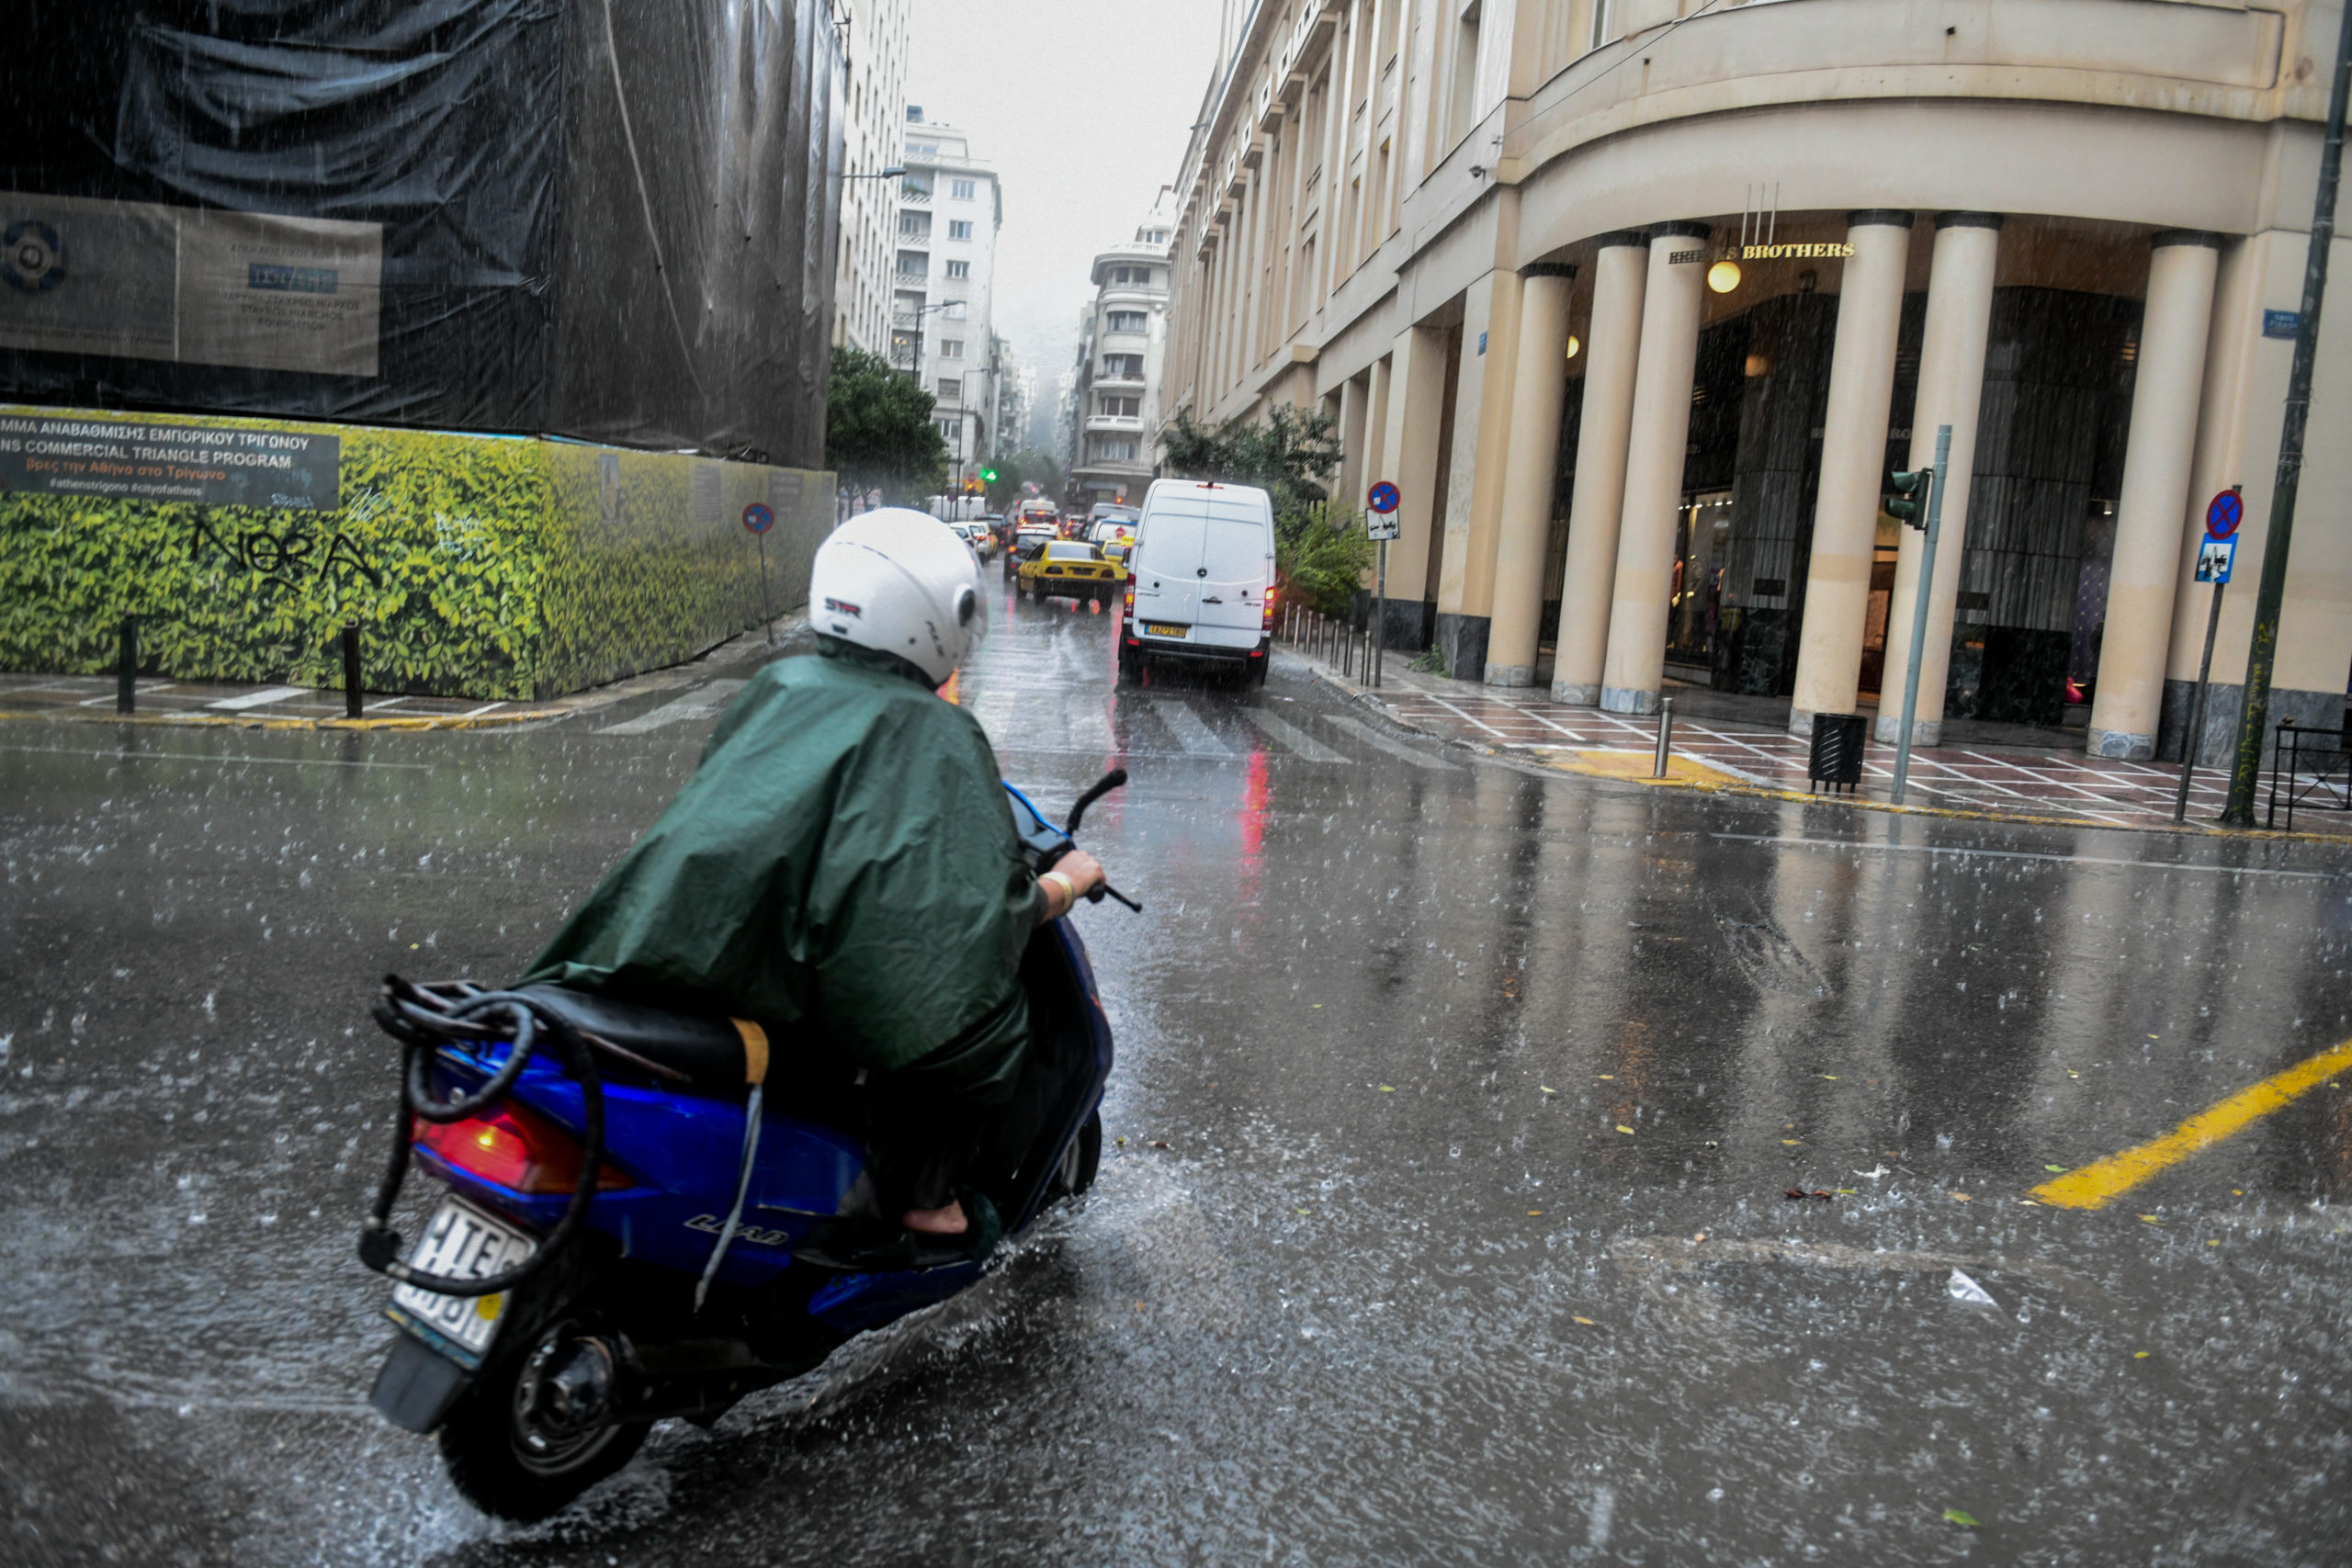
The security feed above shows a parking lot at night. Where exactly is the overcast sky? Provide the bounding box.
[904,0,1222,422]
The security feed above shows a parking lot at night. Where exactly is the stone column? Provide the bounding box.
[1600,222,1710,715]
[1433,267,1525,683]
[1362,352,1394,494]
[1375,322,1449,650]
[2088,231,2224,759]
[1337,372,1371,513]
[1876,213,2002,745]
[1788,210,1916,737]
[1485,263,1577,686]
[1553,233,1648,704]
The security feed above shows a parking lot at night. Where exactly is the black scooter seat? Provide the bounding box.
[510,984,752,1093]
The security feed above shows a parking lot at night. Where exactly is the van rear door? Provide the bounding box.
[1129,509,1206,631]
[1193,502,1272,649]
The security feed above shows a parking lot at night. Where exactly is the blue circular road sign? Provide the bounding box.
[2205,490,2242,540]
[1367,480,1401,514]
[741,502,775,535]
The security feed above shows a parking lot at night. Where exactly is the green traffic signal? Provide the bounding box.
[979,467,999,482]
[1887,467,1932,526]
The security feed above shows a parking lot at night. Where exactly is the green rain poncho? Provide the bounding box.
[522,639,1043,1101]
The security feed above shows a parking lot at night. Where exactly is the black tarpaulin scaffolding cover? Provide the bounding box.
[0,0,843,466]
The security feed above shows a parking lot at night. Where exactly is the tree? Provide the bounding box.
[825,347,949,503]
[1157,404,1370,615]
[983,446,1062,511]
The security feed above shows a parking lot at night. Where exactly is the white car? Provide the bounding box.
[1119,479,1276,686]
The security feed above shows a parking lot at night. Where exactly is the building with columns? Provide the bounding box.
[1160,0,2352,763]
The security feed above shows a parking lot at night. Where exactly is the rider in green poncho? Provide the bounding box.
[523,511,1105,1239]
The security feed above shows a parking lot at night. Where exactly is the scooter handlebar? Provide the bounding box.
[1064,767,1127,834]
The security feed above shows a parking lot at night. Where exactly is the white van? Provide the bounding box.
[1119,479,1276,685]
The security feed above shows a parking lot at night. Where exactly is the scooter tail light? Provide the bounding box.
[413,1101,631,1194]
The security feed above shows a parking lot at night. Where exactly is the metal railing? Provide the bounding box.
[2266,719,2352,829]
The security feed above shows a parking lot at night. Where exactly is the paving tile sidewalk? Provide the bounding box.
[0,614,808,732]
[1289,645,2350,837]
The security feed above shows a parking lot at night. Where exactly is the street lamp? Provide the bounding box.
[840,164,906,181]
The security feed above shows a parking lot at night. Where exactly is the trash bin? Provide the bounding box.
[1808,713,1867,793]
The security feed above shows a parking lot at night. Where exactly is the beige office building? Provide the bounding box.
[1161,0,2351,762]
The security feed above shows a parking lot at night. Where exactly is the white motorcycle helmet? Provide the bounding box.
[808,508,987,685]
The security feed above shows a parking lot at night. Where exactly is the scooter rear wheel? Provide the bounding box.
[1048,1110,1102,1199]
[439,1322,650,1522]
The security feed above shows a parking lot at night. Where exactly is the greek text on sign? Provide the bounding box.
[0,410,340,510]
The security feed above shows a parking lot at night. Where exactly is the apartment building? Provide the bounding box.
[895,107,1005,481]
[831,0,913,355]
[1067,196,1180,508]
[1161,0,2352,767]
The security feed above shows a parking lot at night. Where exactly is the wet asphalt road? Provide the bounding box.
[6,574,2352,1565]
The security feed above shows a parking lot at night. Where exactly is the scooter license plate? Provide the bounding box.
[388,1197,537,1357]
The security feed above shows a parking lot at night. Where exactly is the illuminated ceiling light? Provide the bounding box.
[1744,353,1772,378]
[1706,260,1742,294]
[1564,334,1582,361]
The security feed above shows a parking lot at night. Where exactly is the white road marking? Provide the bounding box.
[204,685,312,712]
[1322,712,1463,770]
[599,679,746,735]
[1150,698,1236,758]
[0,745,437,771]
[1708,832,2345,881]
[1239,707,1351,763]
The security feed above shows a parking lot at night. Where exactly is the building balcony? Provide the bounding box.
[1085,413,1143,434]
[1092,370,1146,390]
[900,185,931,204]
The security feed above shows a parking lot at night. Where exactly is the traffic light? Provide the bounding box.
[1887,467,1933,529]
[980,466,999,483]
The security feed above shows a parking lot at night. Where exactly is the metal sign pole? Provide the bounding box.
[758,532,775,645]
[2175,578,2226,823]
[1890,423,1954,806]
[1374,539,1388,689]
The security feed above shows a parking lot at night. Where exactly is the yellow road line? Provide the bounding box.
[2032,1036,2352,1209]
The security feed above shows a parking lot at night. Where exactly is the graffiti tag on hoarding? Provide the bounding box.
[186,511,381,591]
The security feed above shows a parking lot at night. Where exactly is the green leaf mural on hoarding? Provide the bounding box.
[0,407,832,700]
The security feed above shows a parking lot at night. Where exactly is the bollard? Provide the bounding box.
[341,624,363,718]
[1653,696,1675,778]
[116,615,137,715]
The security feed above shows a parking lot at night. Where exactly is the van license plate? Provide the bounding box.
[388,1198,536,1356]
[1144,622,1189,637]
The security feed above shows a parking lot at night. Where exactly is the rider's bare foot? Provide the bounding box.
[902,1200,968,1235]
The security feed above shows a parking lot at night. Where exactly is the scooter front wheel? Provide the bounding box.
[438,1320,650,1522]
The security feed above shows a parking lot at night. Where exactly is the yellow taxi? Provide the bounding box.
[1017,539,1127,604]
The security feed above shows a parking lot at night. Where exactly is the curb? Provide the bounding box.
[1295,659,2352,850]
[0,705,581,733]
[0,614,811,736]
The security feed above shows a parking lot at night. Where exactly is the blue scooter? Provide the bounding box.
[356,770,1133,1520]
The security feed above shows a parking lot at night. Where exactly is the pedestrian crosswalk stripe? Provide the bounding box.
[1323,712,1462,770]
[1239,707,1351,763]
[599,679,746,735]
[1150,698,1236,758]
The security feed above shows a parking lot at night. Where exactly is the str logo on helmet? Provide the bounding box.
[823,597,864,617]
